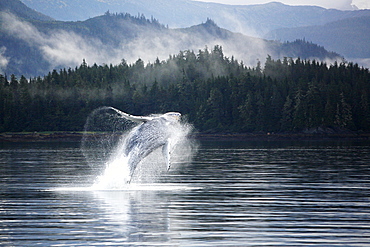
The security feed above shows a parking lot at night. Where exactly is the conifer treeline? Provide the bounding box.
[1,46,369,133]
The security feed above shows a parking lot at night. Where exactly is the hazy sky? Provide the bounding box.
[195,0,370,10]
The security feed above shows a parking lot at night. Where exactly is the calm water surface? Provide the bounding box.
[1,140,370,246]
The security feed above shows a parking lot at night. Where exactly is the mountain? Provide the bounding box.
[17,0,370,68]
[0,0,53,21]
[20,0,370,36]
[0,1,342,77]
[265,15,370,60]
[0,14,341,77]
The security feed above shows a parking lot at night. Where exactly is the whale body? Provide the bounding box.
[109,107,181,182]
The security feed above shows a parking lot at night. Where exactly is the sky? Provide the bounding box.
[195,0,370,10]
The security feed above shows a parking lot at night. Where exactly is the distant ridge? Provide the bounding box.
[17,0,370,68]
[0,0,53,21]
[265,15,370,59]
[20,0,370,35]
[0,10,341,77]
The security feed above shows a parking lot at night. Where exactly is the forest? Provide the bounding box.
[0,45,369,133]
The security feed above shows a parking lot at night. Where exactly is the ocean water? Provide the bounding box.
[1,139,370,246]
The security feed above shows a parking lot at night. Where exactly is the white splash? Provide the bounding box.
[83,109,197,190]
[92,154,132,189]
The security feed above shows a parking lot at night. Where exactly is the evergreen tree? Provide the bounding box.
[0,47,369,133]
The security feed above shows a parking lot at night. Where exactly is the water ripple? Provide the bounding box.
[1,141,370,246]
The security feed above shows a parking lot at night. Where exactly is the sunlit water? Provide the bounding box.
[1,140,370,246]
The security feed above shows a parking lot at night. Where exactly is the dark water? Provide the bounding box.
[1,140,370,246]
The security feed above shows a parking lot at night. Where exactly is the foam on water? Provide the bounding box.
[92,154,132,189]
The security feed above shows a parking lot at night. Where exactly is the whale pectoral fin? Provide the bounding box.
[109,107,154,123]
[162,141,171,171]
[127,151,140,184]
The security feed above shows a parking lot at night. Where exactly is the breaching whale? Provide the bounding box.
[108,107,181,183]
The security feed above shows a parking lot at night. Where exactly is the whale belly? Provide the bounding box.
[124,118,169,178]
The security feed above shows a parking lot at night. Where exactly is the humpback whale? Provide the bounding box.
[109,107,181,183]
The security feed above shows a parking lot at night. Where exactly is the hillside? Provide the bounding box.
[16,0,370,69]
[265,15,370,60]
[1,48,369,133]
[0,6,341,77]
[0,1,369,134]
[20,0,370,36]
[0,0,53,21]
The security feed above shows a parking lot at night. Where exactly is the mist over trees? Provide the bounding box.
[1,9,342,78]
[1,46,369,133]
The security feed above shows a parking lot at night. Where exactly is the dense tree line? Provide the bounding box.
[1,46,369,133]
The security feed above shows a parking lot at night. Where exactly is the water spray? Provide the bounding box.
[82,106,196,189]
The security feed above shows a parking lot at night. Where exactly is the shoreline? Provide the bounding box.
[1,131,369,142]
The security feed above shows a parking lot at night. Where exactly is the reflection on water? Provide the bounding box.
[1,140,370,246]
[92,190,173,243]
